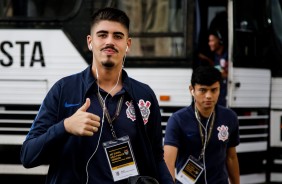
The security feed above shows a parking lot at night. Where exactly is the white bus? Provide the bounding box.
[0,0,281,183]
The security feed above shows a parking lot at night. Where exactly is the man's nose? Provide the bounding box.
[206,91,213,98]
[105,35,115,44]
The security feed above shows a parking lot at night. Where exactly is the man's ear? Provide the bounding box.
[87,35,92,51]
[189,86,194,96]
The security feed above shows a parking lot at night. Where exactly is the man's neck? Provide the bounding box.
[93,67,123,96]
[215,46,224,56]
[195,105,214,118]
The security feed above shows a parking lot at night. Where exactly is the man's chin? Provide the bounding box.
[101,60,114,68]
[203,103,214,109]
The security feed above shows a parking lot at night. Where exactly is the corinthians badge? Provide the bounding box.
[217,125,229,142]
[126,99,151,124]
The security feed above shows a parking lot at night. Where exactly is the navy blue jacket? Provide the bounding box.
[20,66,173,184]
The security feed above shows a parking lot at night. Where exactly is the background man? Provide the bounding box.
[164,66,240,184]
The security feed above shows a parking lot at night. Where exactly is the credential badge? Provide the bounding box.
[217,125,229,142]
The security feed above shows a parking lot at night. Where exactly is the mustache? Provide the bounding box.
[101,46,118,52]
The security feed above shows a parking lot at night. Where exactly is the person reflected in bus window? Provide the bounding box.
[199,28,228,106]
[208,29,228,106]
[20,7,173,184]
[164,66,240,184]
[208,29,228,78]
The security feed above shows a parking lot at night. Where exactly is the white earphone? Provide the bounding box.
[126,46,128,52]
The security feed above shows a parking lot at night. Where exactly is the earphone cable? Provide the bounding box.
[85,61,124,184]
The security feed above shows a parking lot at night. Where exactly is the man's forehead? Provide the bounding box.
[92,20,128,34]
[195,82,220,89]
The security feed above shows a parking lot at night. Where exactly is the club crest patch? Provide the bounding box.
[125,99,151,124]
[138,99,151,124]
[217,125,229,142]
[126,101,136,122]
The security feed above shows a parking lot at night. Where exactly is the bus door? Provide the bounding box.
[269,0,282,183]
[228,0,272,183]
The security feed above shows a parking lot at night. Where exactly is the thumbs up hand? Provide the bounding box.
[64,98,101,136]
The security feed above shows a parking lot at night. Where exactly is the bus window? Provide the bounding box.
[98,0,188,59]
[270,0,282,76]
[0,0,80,19]
[0,0,191,66]
[233,0,269,69]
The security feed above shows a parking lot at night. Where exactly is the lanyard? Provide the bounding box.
[194,105,215,160]
[97,92,124,139]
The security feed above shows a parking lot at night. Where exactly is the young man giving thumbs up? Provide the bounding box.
[20,7,172,184]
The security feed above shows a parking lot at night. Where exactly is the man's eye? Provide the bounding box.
[114,35,123,39]
[98,34,107,38]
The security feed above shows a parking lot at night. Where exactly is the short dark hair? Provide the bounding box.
[191,66,222,87]
[209,29,226,45]
[90,7,130,33]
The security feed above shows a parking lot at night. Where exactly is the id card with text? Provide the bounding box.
[176,155,204,184]
[103,136,139,182]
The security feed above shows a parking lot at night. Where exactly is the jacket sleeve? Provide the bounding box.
[20,81,69,168]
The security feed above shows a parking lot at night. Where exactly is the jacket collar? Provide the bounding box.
[81,65,133,97]
[81,65,96,94]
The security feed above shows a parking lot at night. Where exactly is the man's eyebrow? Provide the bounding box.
[211,87,220,90]
[96,30,108,34]
[96,30,125,36]
[113,31,125,36]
